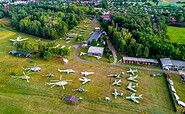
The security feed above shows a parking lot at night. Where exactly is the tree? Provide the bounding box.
[43,51,52,60]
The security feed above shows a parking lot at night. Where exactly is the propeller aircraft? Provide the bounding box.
[80,52,87,56]
[45,75,72,89]
[112,89,123,99]
[10,36,28,44]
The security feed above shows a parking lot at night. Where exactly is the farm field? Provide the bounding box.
[0,27,178,113]
[167,26,185,44]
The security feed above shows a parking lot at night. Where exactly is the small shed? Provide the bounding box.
[88,46,104,57]
[160,58,173,70]
[64,96,78,104]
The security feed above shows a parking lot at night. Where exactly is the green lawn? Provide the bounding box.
[167,26,185,44]
[0,26,179,113]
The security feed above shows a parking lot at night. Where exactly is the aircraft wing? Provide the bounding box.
[131,93,136,97]
[10,39,15,42]
[131,98,139,103]
[21,38,28,41]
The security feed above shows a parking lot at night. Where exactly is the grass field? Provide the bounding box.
[0,27,179,113]
[167,26,185,44]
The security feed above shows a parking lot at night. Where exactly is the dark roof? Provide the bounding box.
[64,96,78,103]
[88,31,101,43]
[160,58,173,66]
[122,57,158,63]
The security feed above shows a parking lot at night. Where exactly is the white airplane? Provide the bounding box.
[10,36,28,42]
[126,93,142,104]
[167,79,174,85]
[127,75,138,82]
[177,100,185,107]
[79,77,91,85]
[52,44,60,48]
[23,63,41,72]
[108,73,123,78]
[112,89,123,99]
[10,72,32,82]
[80,52,87,56]
[112,79,122,86]
[45,75,71,89]
[35,38,41,42]
[127,68,137,75]
[174,93,180,101]
[126,83,138,92]
[81,71,94,76]
[63,58,68,64]
[61,45,65,48]
[58,68,75,74]
[95,56,101,59]
[171,86,176,93]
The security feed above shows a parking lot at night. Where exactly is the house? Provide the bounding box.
[122,57,159,65]
[170,16,177,22]
[9,50,31,58]
[171,60,185,70]
[160,58,173,70]
[88,31,101,43]
[88,46,104,57]
[102,15,110,20]
[64,96,78,104]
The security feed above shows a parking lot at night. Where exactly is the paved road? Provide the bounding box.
[106,39,117,64]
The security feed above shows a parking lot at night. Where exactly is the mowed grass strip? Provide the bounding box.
[167,26,185,44]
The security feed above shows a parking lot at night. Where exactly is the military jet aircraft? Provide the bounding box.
[10,36,28,44]
[112,89,123,99]
[79,77,91,85]
[174,93,180,101]
[10,72,32,82]
[177,100,185,107]
[127,68,137,75]
[23,63,41,72]
[107,72,124,78]
[112,79,122,86]
[45,75,71,89]
[81,71,94,76]
[127,75,138,82]
[126,83,138,92]
[58,68,75,74]
[80,52,87,56]
[126,93,142,104]
[72,84,87,92]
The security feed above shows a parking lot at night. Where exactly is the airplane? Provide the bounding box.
[23,63,41,72]
[42,72,54,78]
[127,75,138,82]
[170,86,176,93]
[35,38,41,42]
[112,79,122,86]
[79,77,91,85]
[150,73,161,77]
[80,52,87,56]
[167,78,174,85]
[107,72,124,78]
[10,36,28,43]
[58,68,75,74]
[45,75,71,89]
[127,68,137,75]
[61,45,65,48]
[52,44,60,48]
[126,93,142,104]
[126,83,138,92]
[81,71,94,76]
[177,100,185,107]
[174,93,180,101]
[10,72,32,82]
[63,58,68,64]
[112,89,123,99]
[72,84,87,92]
[95,56,101,59]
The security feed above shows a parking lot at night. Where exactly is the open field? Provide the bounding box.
[0,27,179,113]
[167,26,185,44]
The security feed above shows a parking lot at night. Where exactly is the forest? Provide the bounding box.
[99,5,185,60]
[1,3,88,40]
